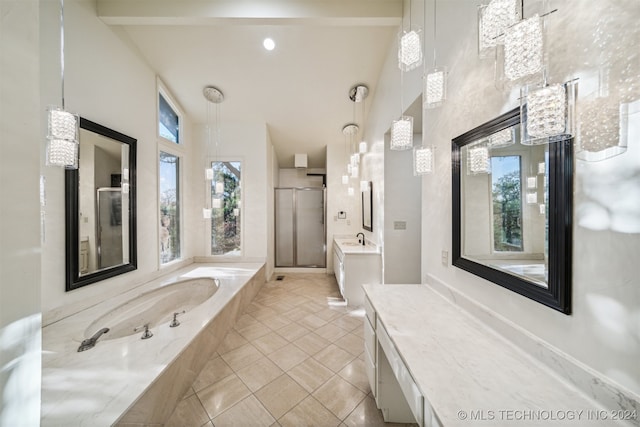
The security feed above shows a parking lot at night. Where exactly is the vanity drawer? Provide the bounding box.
[364,345,376,397]
[364,295,376,328]
[364,315,376,360]
[377,319,423,426]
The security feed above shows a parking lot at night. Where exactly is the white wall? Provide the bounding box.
[0,1,42,424]
[266,138,278,279]
[418,0,640,396]
[355,0,640,400]
[326,141,361,273]
[384,131,422,284]
[192,122,270,264]
[278,168,323,188]
[40,0,196,320]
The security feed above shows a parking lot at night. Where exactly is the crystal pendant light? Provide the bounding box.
[398,0,422,72]
[424,68,447,109]
[478,0,521,58]
[520,81,575,145]
[488,126,515,148]
[203,85,224,216]
[576,92,629,161]
[414,145,434,175]
[348,187,355,196]
[467,140,491,175]
[424,0,447,109]
[342,123,359,183]
[399,30,423,72]
[390,116,414,151]
[46,107,79,168]
[46,0,79,169]
[503,14,544,83]
[349,84,369,155]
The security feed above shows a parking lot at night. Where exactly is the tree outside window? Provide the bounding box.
[160,152,180,263]
[491,156,523,252]
[211,161,241,255]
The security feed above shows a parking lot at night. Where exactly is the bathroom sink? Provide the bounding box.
[341,242,363,246]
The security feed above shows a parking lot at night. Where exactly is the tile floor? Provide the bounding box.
[165,273,416,427]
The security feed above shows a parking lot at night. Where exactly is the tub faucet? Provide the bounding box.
[170,310,186,328]
[77,327,110,352]
[134,323,153,339]
[356,232,365,246]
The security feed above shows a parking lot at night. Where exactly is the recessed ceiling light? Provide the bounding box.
[263,38,275,51]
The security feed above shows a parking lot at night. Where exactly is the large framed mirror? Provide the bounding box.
[65,117,137,291]
[452,108,572,313]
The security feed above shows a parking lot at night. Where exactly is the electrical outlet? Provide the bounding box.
[441,250,448,266]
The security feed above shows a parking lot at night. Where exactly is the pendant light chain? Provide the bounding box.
[432,0,437,68]
[60,0,66,110]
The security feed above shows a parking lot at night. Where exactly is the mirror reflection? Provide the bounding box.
[460,125,549,288]
[452,107,572,314]
[362,182,372,232]
[66,118,137,291]
[78,128,130,274]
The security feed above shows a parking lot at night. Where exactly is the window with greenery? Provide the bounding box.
[210,161,241,255]
[160,152,180,263]
[159,93,180,144]
[491,155,523,252]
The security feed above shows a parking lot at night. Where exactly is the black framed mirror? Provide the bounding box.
[452,108,572,313]
[362,181,373,231]
[65,117,137,291]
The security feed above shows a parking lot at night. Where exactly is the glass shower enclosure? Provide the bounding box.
[275,187,326,267]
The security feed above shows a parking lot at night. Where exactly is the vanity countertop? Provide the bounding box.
[334,237,380,255]
[363,284,627,427]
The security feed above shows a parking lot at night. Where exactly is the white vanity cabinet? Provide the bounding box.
[365,294,424,425]
[332,238,381,306]
[363,284,621,427]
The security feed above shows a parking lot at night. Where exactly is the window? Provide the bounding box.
[210,161,241,255]
[158,92,180,144]
[491,155,523,252]
[160,152,181,263]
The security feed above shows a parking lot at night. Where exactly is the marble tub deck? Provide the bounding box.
[41,262,265,426]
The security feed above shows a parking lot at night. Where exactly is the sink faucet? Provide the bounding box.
[77,327,110,352]
[356,232,365,246]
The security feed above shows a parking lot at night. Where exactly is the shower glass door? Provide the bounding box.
[275,187,326,267]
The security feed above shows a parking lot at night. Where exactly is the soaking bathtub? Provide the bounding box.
[41,262,265,426]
